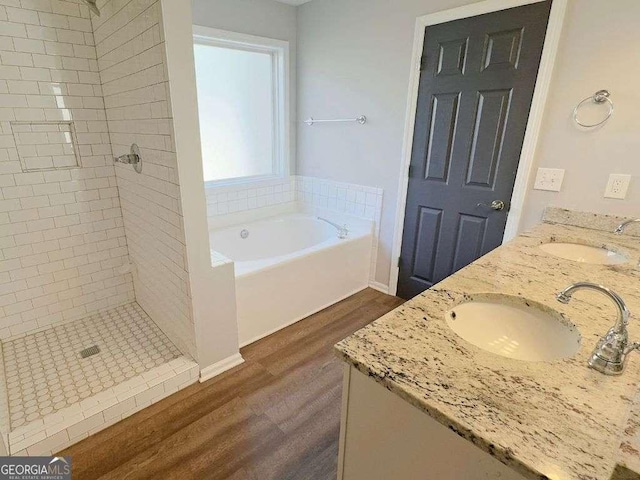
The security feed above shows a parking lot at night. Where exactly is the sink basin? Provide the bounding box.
[445,294,580,362]
[539,242,628,265]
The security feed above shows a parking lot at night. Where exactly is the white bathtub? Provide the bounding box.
[210,213,373,346]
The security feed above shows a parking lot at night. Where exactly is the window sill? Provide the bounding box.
[203,174,291,192]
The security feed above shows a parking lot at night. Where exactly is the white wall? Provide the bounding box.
[296,0,640,288]
[191,0,297,173]
[161,0,242,372]
[296,0,478,287]
[191,0,297,39]
[520,0,640,228]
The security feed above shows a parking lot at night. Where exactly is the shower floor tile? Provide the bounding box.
[2,303,182,430]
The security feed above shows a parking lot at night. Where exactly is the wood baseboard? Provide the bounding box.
[368,281,389,295]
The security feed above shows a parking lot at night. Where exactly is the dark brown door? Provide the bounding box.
[397,1,551,299]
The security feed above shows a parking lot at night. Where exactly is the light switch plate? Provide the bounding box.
[604,174,631,199]
[533,168,565,192]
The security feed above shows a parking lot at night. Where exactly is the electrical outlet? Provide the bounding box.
[533,168,565,192]
[604,174,631,199]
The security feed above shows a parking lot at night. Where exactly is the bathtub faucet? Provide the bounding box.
[318,217,349,239]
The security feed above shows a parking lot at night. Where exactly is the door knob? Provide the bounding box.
[477,200,505,211]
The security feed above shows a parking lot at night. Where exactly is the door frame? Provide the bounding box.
[389,0,568,295]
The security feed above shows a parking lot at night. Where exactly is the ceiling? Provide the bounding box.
[273,0,314,5]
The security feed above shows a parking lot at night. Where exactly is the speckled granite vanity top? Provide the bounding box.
[336,209,640,480]
[616,390,640,480]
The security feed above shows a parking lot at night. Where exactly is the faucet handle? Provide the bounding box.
[588,327,629,374]
[625,342,640,355]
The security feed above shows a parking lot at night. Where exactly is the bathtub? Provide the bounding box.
[210,213,373,346]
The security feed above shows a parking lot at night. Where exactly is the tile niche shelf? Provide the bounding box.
[10,121,81,173]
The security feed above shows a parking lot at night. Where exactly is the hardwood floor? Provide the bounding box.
[61,288,404,480]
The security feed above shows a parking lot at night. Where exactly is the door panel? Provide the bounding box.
[436,39,468,76]
[482,29,523,71]
[424,93,459,181]
[398,1,551,299]
[411,207,443,284]
[451,214,487,273]
[465,89,511,187]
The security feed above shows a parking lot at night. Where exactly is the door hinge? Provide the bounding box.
[397,256,402,267]
[407,164,415,178]
[419,55,427,71]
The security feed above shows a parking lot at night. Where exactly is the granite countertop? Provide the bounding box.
[615,389,640,480]
[335,209,640,480]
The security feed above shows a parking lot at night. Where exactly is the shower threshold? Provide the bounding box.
[0,303,198,456]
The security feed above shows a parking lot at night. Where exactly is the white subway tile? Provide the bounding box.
[26,25,57,41]
[37,12,68,29]
[19,66,51,81]
[0,20,27,38]
[13,37,44,54]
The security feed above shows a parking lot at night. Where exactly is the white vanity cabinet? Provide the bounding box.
[337,365,528,480]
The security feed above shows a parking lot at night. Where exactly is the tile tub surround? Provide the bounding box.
[0,0,135,338]
[335,217,640,480]
[204,175,383,224]
[296,176,383,285]
[204,177,296,217]
[0,302,198,456]
[295,176,383,224]
[205,175,384,284]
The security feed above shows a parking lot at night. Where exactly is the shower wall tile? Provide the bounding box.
[94,0,197,359]
[0,0,134,339]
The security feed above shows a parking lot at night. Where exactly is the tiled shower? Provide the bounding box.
[0,0,198,455]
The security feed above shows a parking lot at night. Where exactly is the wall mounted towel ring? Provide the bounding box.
[573,89,613,128]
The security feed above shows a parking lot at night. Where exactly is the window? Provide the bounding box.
[193,27,289,185]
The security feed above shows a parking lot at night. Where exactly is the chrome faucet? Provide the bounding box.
[614,219,640,235]
[114,144,142,173]
[556,282,637,375]
[318,217,348,239]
